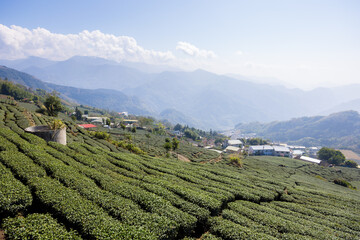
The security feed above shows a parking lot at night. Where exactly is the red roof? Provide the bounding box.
[78,124,97,129]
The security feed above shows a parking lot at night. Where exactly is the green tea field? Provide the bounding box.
[0,100,360,239]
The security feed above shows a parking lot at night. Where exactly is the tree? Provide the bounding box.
[106,118,111,125]
[172,138,179,151]
[44,93,63,117]
[120,123,126,131]
[174,123,183,131]
[75,107,82,120]
[138,117,154,127]
[317,147,346,165]
[164,142,172,152]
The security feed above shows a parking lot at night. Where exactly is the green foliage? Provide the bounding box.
[90,131,110,140]
[242,137,269,145]
[164,141,172,152]
[48,119,66,130]
[184,129,199,141]
[138,116,154,127]
[131,126,137,133]
[0,162,32,214]
[228,154,243,167]
[172,137,180,151]
[75,107,83,120]
[3,213,81,240]
[44,93,63,117]
[0,78,34,100]
[345,160,358,168]
[318,147,346,165]
[174,123,182,131]
[334,178,356,189]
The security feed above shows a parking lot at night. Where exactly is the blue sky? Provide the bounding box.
[1,0,359,89]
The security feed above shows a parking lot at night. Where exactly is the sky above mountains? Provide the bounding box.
[0,0,359,90]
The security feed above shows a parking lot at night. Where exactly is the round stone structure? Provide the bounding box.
[25,125,66,145]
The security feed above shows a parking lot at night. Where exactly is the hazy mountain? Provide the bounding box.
[226,73,296,88]
[22,56,150,90]
[159,108,202,128]
[120,61,182,73]
[235,111,360,153]
[322,98,360,115]
[0,56,179,90]
[0,56,55,70]
[2,56,360,130]
[0,65,151,115]
[123,69,360,129]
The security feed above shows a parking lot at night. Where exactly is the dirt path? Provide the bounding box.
[200,154,223,164]
[23,110,36,127]
[172,152,191,162]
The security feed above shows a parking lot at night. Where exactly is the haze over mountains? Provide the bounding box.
[1,56,360,130]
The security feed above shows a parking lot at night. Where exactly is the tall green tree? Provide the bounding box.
[75,107,83,120]
[172,138,179,151]
[44,93,63,117]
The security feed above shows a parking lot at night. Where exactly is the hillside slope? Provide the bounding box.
[0,100,359,239]
[236,111,360,153]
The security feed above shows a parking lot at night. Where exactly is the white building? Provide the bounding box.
[224,139,243,148]
[225,146,241,153]
[248,145,274,156]
[308,147,320,157]
[273,146,291,157]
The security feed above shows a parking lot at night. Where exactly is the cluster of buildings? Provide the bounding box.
[222,139,322,164]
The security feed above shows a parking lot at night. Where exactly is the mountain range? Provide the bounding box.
[1,56,360,130]
[235,110,360,153]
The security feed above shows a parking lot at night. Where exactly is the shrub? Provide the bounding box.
[229,154,243,168]
[333,178,356,189]
[3,213,81,240]
[344,160,358,168]
[90,131,110,140]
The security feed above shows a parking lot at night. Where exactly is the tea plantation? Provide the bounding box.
[0,100,360,239]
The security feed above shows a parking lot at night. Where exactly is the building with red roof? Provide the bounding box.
[78,124,97,129]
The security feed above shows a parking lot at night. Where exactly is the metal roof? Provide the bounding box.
[250,145,273,151]
[273,146,290,152]
[228,139,242,145]
[225,146,241,152]
[299,156,321,164]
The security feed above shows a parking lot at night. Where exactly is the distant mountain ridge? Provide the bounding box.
[2,56,360,130]
[235,111,360,153]
[0,65,151,115]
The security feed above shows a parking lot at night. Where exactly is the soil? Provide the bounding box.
[339,150,360,161]
[175,153,191,162]
[0,230,5,240]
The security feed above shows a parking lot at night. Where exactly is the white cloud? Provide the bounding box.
[176,41,216,58]
[235,50,243,55]
[0,24,175,63]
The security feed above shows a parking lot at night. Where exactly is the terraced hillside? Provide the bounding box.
[0,100,360,239]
